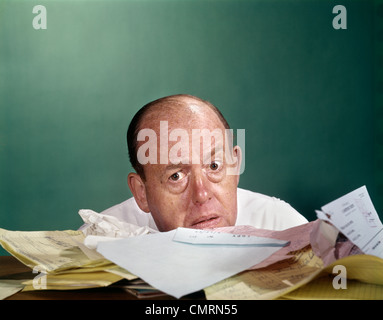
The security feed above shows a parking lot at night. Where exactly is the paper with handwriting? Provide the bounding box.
[173,227,288,246]
[316,185,383,259]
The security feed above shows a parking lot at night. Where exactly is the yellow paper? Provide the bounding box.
[282,276,383,300]
[204,245,323,300]
[281,254,383,299]
[105,265,138,281]
[22,271,122,291]
[0,280,25,300]
[0,228,114,273]
[0,228,125,292]
[324,254,383,285]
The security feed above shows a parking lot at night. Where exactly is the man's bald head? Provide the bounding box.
[127,94,230,178]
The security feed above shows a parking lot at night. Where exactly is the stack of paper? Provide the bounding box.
[1,185,383,300]
[204,237,383,300]
[205,186,383,300]
[0,228,130,291]
[113,278,167,298]
[204,244,324,299]
[96,227,289,299]
[282,254,383,300]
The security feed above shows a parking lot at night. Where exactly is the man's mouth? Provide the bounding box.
[190,215,221,229]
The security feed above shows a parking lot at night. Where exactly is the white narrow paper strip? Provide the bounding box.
[172,227,288,246]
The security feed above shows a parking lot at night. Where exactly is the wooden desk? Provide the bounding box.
[0,256,204,300]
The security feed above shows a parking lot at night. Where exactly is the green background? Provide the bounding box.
[1,0,382,256]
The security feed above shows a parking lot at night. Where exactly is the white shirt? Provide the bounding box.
[99,188,307,231]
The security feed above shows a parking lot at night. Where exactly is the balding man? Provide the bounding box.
[93,94,307,232]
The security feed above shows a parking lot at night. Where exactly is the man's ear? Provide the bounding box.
[127,173,150,213]
[233,145,242,184]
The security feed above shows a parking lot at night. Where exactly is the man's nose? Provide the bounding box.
[191,172,212,205]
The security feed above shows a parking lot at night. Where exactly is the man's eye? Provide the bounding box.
[169,171,185,181]
[210,161,221,171]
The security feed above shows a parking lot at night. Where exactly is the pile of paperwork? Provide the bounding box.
[97,228,289,298]
[283,254,383,300]
[0,229,131,291]
[1,185,383,300]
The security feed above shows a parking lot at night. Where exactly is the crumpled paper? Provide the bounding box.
[310,219,362,266]
[78,209,157,249]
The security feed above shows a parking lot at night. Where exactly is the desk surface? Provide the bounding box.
[0,256,204,300]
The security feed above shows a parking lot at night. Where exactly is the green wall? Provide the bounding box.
[1,0,381,255]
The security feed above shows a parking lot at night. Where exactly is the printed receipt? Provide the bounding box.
[316,185,383,259]
[172,227,288,247]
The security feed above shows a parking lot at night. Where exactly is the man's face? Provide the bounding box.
[133,100,241,232]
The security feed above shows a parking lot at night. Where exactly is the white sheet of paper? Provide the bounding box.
[173,227,288,246]
[317,185,383,258]
[97,228,287,298]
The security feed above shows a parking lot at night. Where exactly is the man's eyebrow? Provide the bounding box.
[202,145,224,163]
